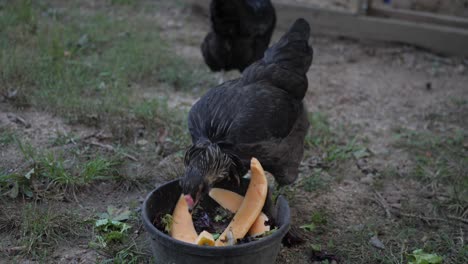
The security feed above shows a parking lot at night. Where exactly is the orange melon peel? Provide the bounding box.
[248,212,270,237]
[209,188,270,236]
[170,194,198,244]
[214,158,268,246]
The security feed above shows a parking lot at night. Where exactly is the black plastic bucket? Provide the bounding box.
[142,179,290,264]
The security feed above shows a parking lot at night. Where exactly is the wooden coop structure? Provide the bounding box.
[191,0,468,57]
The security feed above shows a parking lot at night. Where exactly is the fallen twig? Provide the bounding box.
[75,131,98,142]
[370,192,468,225]
[392,210,467,225]
[2,246,26,255]
[391,210,448,223]
[7,113,31,128]
[447,215,468,225]
[55,131,102,148]
[86,140,138,161]
[373,191,392,219]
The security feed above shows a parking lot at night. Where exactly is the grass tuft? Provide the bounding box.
[18,204,85,257]
[0,0,36,31]
[305,112,364,166]
[0,128,16,146]
[302,169,331,192]
[0,138,121,199]
[133,98,190,147]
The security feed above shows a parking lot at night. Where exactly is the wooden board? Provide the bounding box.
[369,6,468,30]
[190,0,468,57]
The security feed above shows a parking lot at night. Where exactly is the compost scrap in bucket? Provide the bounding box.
[153,158,277,246]
[153,193,277,245]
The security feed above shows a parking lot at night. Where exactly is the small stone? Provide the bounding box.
[463,140,468,149]
[425,82,432,91]
[360,173,374,184]
[137,139,149,146]
[349,224,365,232]
[369,235,385,250]
[77,34,89,47]
[6,89,18,99]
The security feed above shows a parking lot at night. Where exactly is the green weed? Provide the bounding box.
[300,210,328,233]
[90,206,150,263]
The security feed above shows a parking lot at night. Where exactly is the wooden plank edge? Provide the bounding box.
[189,0,468,57]
[369,6,468,30]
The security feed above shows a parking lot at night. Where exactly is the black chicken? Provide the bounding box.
[182,18,313,212]
[201,0,276,74]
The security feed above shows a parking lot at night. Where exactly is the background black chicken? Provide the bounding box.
[201,0,276,74]
[181,18,313,217]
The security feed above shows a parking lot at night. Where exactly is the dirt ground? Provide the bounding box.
[1,0,467,263]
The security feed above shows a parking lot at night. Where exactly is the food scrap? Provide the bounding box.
[160,158,273,246]
[169,194,198,244]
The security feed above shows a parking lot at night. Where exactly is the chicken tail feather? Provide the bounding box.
[242,18,313,100]
[263,18,312,77]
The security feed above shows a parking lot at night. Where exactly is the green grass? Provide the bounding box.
[9,204,85,258]
[0,0,207,148]
[308,128,468,264]
[394,129,467,216]
[0,128,16,146]
[133,98,190,147]
[49,131,78,146]
[110,0,136,5]
[81,157,118,182]
[305,112,335,149]
[314,219,467,264]
[300,209,328,233]
[302,112,367,193]
[0,0,37,31]
[302,169,331,192]
[0,0,208,262]
[0,139,121,199]
[305,112,365,166]
[0,0,208,129]
[91,206,150,263]
[98,244,148,264]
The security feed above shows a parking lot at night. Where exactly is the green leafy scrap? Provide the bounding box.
[407,249,443,264]
[161,214,173,233]
[300,223,316,232]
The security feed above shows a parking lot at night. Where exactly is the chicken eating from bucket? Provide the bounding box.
[155,158,274,246]
[153,17,313,246]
